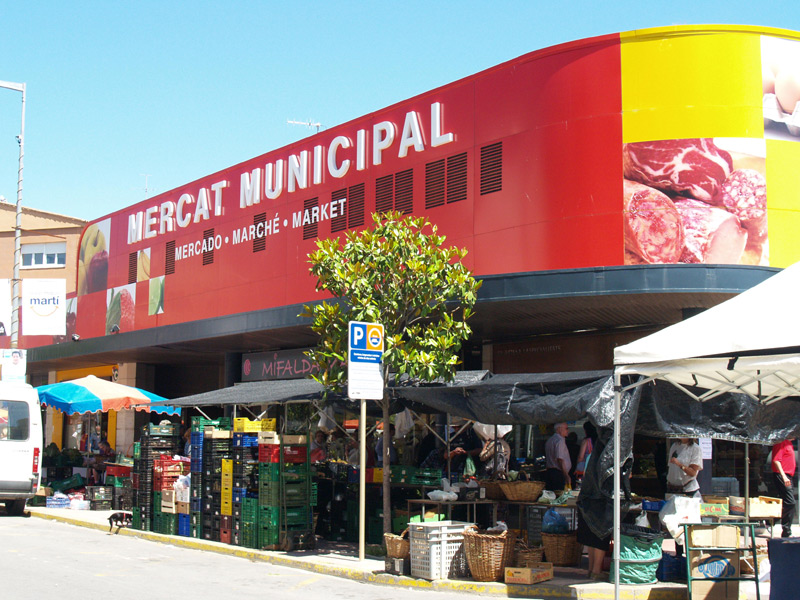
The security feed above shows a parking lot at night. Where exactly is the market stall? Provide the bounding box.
[611,260,800,599]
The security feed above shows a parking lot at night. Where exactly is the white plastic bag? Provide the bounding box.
[317,405,336,432]
[634,511,650,528]
[472,422,512,442]
[659,495,701,543]
[394,408,414,439]
[428,490,458,501]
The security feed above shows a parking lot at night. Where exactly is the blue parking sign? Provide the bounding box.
[348,321,384,399]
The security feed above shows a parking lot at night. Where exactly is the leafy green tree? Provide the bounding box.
[302,210,481,534]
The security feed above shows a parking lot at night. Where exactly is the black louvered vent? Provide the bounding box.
[394,169,413,214]
[348,183,365,228]
[202,228,215,265]
[253,212,266,253]
[165,240,176,275]
[375,174,393,213]
[303,197,319,240]
[480,142,503,195]
[425,159,446,208]
[446,152,468,204]
[128,252,138,284]
[331,188,348,233]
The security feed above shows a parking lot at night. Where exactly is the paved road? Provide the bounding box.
[0,513,483,600]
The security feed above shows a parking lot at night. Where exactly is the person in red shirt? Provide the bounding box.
[771,438,796,538]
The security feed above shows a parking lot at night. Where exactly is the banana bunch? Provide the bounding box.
[137,250,150,281]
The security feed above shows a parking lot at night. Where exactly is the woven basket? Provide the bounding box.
[514,542,545,567]
[384,529,410,559]
[499,480,546,502]
[480,480,505,500]
[541,532,582,566]
[462,527,517,582]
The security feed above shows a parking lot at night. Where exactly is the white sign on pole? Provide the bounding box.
[348,321,384,400]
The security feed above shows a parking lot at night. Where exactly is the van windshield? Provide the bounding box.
[0,400,30,441]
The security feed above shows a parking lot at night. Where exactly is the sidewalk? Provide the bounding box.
[29,506,771,599]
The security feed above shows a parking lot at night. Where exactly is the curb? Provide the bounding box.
[29,510,686,599]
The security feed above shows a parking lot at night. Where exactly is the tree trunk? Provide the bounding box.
[382,395,391,535]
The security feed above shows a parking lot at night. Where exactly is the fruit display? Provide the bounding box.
[77,223,109,295]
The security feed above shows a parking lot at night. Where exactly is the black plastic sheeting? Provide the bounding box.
[392,372,800,539]
[156,368,800,540]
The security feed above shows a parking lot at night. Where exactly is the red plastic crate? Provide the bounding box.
[153,455,190,475]
[220,528,231,544]
[282,445,307,463]
[106,464,132,478]
[258,444,280,463]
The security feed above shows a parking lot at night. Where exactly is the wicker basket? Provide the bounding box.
[514,541,545,567]
[541,532,582,566]
[462,527,517,582]
[480,480,505,500]
[384,529,410,559]
[499,480,546,502]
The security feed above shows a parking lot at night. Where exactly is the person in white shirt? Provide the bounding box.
[666,438,703,497]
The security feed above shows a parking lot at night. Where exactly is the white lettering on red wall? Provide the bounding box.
[126,102,454,247]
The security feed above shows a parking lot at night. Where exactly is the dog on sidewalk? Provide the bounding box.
[108,511,133,534]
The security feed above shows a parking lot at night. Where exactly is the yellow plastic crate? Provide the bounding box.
[234,418,277,432]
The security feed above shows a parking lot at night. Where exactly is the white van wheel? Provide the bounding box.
[5,499,26,516]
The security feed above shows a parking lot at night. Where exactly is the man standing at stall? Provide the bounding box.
[772,437,796,538]
[545,423,571,491]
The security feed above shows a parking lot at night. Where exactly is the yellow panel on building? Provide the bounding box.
[621,28,764,142]
[766,139,800,268]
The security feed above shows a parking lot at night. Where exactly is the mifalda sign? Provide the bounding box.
[347,321,384,400]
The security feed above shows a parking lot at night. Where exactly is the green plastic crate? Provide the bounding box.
[258,506,280,529]
[284,506,311,527]
[259,526,280,548]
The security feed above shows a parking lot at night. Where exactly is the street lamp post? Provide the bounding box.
[0,80,26,350]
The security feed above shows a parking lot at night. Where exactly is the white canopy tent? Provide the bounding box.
[610,261,800,598]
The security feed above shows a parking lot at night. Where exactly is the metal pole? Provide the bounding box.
[613,371,621,600]
[0,81,25,349]
[358,397,366,561]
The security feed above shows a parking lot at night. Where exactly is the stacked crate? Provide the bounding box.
[132,423,181,531]
[201,427,232,541]
[86,485,114,510]
[232,432,260,547]
[257,433,313,550]
[107,463,134,511]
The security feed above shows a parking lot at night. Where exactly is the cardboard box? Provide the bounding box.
[689,550,740,579]
[700,495,730,516]
[689,525,739,549]
[176,501,190,515]
[505,563,554,585]
[749,496,782,518]
[175,487,190,503]
[690,579,739,600]
[728,496,745,515]
[162,490,175,503]
[35,486,53,497]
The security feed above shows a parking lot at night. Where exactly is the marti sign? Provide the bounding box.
[126,102,454,246]
[348,321,384,400]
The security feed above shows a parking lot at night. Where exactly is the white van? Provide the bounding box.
[0,382,43,516]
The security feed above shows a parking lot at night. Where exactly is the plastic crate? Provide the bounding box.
[282,445,307,463]
[258,444,281,463]
[408,520,472,580]
[711,476,740,497]
[145,423,177,436]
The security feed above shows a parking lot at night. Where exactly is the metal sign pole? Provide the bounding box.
[359,397,367,561]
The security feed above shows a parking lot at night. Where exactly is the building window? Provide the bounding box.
[21,242,67,269]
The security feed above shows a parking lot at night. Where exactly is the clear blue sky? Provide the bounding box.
[1,1,797,222]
